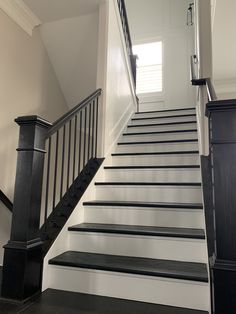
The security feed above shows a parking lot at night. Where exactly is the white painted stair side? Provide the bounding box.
[129,115,196,125]
[95,185,202,203]
[104,168,201,182]
[121,132,198,142]
[84,205,204,229]
[115,142,198,153]
[125,122,197,133]
[48,266,210,311]
[69,232,207,262]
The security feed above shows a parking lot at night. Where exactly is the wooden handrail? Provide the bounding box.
[190,54,217,102]
[47,89,102,138]
[0,189,13,212]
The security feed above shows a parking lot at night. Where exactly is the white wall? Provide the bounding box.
[126,0,195,111]
[97,0,137,154]
[0,9,68,264]
[40,11,99,108]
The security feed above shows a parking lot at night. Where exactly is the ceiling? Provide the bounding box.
[23,0,105,23]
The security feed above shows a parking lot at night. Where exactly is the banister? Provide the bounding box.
[190,54,217,102]
[0,189,13,212]
[47,89,102,138]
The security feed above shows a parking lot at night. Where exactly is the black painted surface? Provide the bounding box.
[127,120,197,128]
[123,129,197,136]
[112,150,199,156]
[135,107,195,114]
[83,200,203,209]
[95,181,201,186]
[69,223,205,239]
[0,190,13,212]
[104,165,200,169]
[0,288,208,314]
[117,139,198,145]
[49,251,208,282]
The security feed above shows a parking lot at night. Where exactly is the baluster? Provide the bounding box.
[60,125,66,199]
[87,102,92,161]
[78,110,83,174]
[45,136,51,223]
[52,131,59,210]
[83,107,87,167]
[67,120,72,189]
[73,115,77,180]
[95,97,99,157]
[91,100,95,158]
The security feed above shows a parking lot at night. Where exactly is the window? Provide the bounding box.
[133,41,163,95]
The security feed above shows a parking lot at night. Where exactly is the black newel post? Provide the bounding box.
[1,116,51,301]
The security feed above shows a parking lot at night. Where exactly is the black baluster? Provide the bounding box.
[45,136,51,222]
[83,107,87,167]
[91,100,95,158]
[78,110,82,175]
[60,125,66,199]
[67,120,72,189]
[87,102,92,161]
[52,131,59,210]
[73,115,77,180]
[95,97,99,157]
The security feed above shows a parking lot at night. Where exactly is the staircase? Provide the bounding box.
[47,107,210,313]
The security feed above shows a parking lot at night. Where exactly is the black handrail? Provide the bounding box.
[0,189,13,212]
[190,55,217,101]
[48,89,102,137]
[117,0,137,87]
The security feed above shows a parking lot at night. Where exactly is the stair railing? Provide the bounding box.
[117,0,138,89]
[190,54,217,102]
[1,89,102,301]
[0,189,13,212]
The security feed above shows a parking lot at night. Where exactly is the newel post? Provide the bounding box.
[1,116,51,301]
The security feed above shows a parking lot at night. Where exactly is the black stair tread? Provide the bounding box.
[132,114,196,121]
[117,139,198,145]
[123,129,198,136]
[83,200,203,209]
[95,182,201,186]
[49,251,208,282]
[112,150,199,156]
[104,165,200,169]
[135,107,195,114]
[127,121,197,128]
[68,223,205,239]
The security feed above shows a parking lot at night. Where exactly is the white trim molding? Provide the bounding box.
[0,0,41,36]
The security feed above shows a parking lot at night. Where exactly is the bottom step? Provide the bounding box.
[48,252,210,311]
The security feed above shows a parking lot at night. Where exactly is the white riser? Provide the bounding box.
[130,116,196,125]
[125,123,197,133]
[121,132,198,142]
[69,232,207,263]
[84,206,204,229]
[104,169,201,183]
[111,154,200,166]
[48,266,210,311]
[115,142,198,153]
[133,109,195,118]
[95,186,202,203]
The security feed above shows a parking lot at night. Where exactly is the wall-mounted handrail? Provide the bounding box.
[117,0,137,88]
[190,54,217,102]
[0,189,13,212]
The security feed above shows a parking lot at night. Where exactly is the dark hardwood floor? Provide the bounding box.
[0,288,209,314]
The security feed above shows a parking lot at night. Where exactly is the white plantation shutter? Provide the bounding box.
[133,42,163,94]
